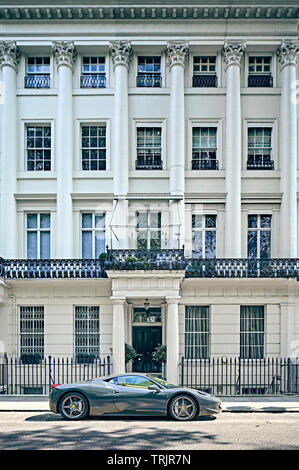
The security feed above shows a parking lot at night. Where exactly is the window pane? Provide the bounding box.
[40,213,50,229]
[260,215,271,228]
[260,231,271,259]
[82,231,92,258]
[205,215,216,228]
[27,214,37,229]
[40,231,50,259]
[150,213,161,229]
[205,231,216,259]
[27,232,37,259]
[192,214,202,228]
[248,215,258,228]
[95,231,105,258]
[95,214,105,229]
[192,231,202,258]
[82,213,93,228]
[248,231,257,258]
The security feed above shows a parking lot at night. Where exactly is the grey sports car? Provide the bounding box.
[49,372,222,421]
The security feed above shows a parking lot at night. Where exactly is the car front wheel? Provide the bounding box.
[169,394,198,421]
[59,392,89,420]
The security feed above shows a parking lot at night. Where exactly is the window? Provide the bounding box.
[240,306,264,359]
[25,57,50,88]
[193,56,217,87]
[81,213,106,259]
[248,57,273,87]
[137,56,161,87]
[192,215,217,259]
[74,306,100,359]
[185,306,210,359]
[192,127,218,170]
[136,212,161,249]
[81,56,106,88]
[110,375,155,388]
[136,127,162,170]
[20,306,44,358]
[247,128,273,170]
[26,213,50,259]
[81,125,106,171]
[247,215,272,259]
[26,126,51,171]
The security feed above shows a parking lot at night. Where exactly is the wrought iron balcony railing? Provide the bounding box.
[192,159,219,170]
[248,75,273,88]
[80,74,106,88]
[185,258,299,279]
[247,156,274,170]
[136,154,162,170]
[24,75,51,88]
[1,256,299,279]
[0,259,107,280]
[192,74,218,88]
[136,74,162,88]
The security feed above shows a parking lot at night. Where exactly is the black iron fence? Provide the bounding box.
[0,355,112,395]
[180,357,299,396]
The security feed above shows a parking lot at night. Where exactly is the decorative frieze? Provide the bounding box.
[0,41,20,70]
[166,41,189,69]
[223,40,246,69]
[277,39,299,70]
[52,40,77,69]
[110,40,132,68]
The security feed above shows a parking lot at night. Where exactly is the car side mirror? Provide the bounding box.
[148,384,160,393]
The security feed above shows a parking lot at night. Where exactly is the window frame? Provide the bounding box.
[191,214,217,259]
[244,52,276,88]
[25,56,51,89]
[185,306,210,360]
[133,120,166,171]
[80,212,106,259]
[76,119,110,172]
[23,121,54,173]
[247,213,272,259]
[74,305,100,360]
[80,56,106,88]
[81,124,107,171]
[243,120,277,171]
[19,306,45,358]
[25,212,51,260]
[135,211,162,250]
[188,120,222,171]
[136,55,162,88]
[240,305,265,359]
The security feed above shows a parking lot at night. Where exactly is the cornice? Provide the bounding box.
[0,5,298,21]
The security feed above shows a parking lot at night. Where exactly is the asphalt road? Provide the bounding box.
[0,412,299,451]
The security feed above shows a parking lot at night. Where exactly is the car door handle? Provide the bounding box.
[113,390,119,394]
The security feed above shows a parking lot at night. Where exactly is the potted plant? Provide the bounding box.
[152,344,166,365]
[125,343,137,371]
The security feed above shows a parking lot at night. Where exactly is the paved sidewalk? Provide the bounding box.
[0,395,298,413]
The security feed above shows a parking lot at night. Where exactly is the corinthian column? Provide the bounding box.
[223,40,246,258]
[52,41,77,258]
[0,41,20,258]
[167,41,189,249]
[277,40,298,258]
[110,41,132,249]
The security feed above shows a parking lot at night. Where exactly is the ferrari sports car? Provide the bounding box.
[49,372,222,421]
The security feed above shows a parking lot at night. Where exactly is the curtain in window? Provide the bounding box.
[240,306,264,359]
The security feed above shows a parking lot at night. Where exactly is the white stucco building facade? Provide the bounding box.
[0,0,299,390]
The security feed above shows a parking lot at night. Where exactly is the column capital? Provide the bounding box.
[110,40,132,69]
[111,297,127,306]
[166,41,189,69]
[277,40,299,70]
[0,41,21,71]
[166,297,181,305]
[223,40,246,69]
[52,40,77,69]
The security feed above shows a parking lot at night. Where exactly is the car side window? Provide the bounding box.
[116,375,155,389]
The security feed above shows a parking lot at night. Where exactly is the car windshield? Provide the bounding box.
[148,375,177,389]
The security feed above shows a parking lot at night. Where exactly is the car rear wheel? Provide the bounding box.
[59,392,89,420]
[169,394,198,421]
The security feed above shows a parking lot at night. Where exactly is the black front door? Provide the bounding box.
[132,326,162,373]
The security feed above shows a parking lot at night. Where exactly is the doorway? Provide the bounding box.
[131,307,163,373]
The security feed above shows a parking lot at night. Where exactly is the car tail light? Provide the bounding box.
[51,384,61,390]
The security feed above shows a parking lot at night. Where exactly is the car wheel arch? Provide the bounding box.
[166,392,199,416]
[57,389,90,414]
